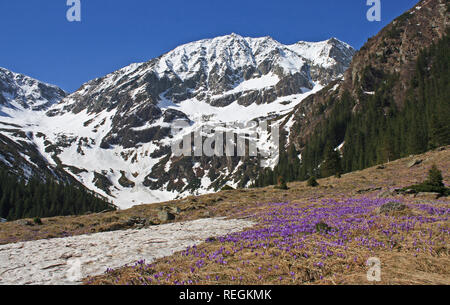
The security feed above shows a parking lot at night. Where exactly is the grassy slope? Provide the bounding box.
[1,146,449,285]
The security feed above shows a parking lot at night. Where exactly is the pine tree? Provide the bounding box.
[321,143,343,178]
[426,164,444,187]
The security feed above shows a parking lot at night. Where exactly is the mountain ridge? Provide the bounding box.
[0,33,355,209]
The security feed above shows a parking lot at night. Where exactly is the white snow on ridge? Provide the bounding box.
[160,85,322,123]
[152,33,352,81]
[0,67,65,108]
[227,73,280,94]
[288,38,354,68]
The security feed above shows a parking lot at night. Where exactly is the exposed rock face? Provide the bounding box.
[341,0,449,103]
[0,68,66,110]
[287,0,449,152]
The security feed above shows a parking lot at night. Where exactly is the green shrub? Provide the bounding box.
[33,217,42,225]
[426,164,444,187]
[315,222,332,233]
[274,182,289,190]
[274,176,289,190]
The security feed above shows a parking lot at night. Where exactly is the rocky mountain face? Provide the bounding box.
[0,69,73,180]
[0,35,355,209]
[0,68,66,111]
[287,0,449,150]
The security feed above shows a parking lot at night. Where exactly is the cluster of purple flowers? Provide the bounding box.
[102,197,449,285]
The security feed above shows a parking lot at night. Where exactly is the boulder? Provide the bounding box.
[356,187,382,194]
[167,206,181,214]
[122,216,146,226]
[201,210,213,218]
[157,210,175,222]
[134,224,145,229]
[145,218,160,226]
[377,190,395,198]
[408,159,422,168]
[403,189,417,194]
[15,219,33,226]
[377,202,406,214]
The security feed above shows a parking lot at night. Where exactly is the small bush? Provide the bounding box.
[33,217,42,225]
[274,183,289,190]
[315,222,332,233]
[426,164,444,187]
[307,177,319,187]
[274,176,289,190]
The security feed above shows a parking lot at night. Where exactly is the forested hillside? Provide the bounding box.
[0,170,116,221]
[254,29,449,187]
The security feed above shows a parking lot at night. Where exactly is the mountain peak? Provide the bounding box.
[0,67,66,111]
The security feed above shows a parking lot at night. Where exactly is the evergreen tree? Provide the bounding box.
[321,143,343,178]
[426,164,444,187]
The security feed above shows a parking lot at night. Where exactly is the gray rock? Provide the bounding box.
[377,202,406,214]
[134,224,145,229]
[402,189,417,194]
[201,210,213,218]
[356,187,382,194]
[157,211,175,222]
[377,190,395,198]
[0,218,7,223]
[15,219,33,226]
[168,206,181,214]
[122,216,146,226]
[145,219,160,226]
[408,159,422,168]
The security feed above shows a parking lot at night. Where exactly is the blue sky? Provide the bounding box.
[1,0,418,92]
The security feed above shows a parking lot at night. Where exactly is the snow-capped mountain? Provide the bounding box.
[0,34,355,209]
[0,68,66,111]
[0,68,74,180]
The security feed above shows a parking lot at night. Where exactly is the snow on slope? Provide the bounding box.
[288,38,354,68]
[157,84,322,123]
[0,217,255,285]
